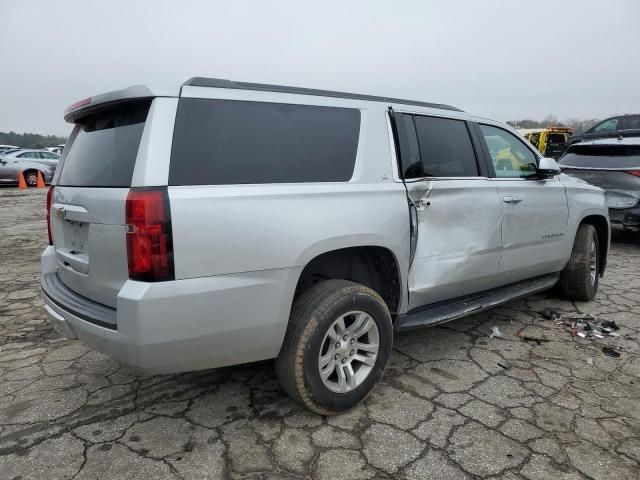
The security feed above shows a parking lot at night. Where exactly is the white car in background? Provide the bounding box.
[0,149,60,186]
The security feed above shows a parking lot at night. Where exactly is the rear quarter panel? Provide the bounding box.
[166,98,411,320]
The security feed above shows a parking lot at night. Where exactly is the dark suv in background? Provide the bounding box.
[568,114,640,147]
[559,137,640,232]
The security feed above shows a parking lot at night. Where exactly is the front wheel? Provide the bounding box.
[276,279,393,415]
[559,224,599,301]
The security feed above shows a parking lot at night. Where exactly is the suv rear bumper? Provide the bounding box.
[41,246,299,374]
[609,205,640,230]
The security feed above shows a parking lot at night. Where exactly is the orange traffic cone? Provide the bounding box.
[18,170,27,189]
[36,171,45,188]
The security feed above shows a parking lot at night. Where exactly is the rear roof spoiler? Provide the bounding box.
[64,85,179,123]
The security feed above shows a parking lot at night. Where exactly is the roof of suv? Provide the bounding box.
[183,77,463,112]
[65,77,463,122]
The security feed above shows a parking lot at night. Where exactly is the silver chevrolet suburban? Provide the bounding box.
[42,78,609,414]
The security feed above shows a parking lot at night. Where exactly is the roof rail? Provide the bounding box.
[183,77,462,112]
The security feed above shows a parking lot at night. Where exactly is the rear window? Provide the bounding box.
[559,144,640,169]
[622,116,640,130]
[58,99,150,187]
[547,133,566,144]
[169,99,360,185]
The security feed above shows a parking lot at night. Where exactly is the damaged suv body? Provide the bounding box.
[42,78,609,413]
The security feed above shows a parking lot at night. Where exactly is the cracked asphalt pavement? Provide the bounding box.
[1,188,639,480]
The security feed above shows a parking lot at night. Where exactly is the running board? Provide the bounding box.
[396,273,559,332]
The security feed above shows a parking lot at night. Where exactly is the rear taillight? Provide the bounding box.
[125,188,174,282]
[627,170,640,177]
[46,186,54,245]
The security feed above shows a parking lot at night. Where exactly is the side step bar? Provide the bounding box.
[396,273,559,332]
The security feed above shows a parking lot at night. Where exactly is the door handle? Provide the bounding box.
[503,196,523,204]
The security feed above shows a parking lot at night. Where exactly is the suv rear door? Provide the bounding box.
[50,99,152,310]
[393,112,502,308]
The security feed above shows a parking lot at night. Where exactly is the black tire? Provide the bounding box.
[275,279,393,415]
[560,224,599,301]
[24,170,38,187]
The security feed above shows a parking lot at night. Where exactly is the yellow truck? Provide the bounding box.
[518,127,573,159]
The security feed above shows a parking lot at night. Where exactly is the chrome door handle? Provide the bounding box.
[503,196,523,204]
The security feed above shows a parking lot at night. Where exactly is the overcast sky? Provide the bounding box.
[1,0,639,136]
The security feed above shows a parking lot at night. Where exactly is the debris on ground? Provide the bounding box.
[602,346,621,358]
[600,320,620,332]
[539,312,621,341]
[489,326,503,338]
[586,357,594,366]
[497,362,509,370]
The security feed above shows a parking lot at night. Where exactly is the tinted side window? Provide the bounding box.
[169,99,360,185]
[394,113,422,179]
[621,115,640,130]
[413,116,478,177]
[529,133,541,148]
[479,124,537,178]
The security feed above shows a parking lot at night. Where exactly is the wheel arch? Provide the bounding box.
[293,245,404,317]
[578,214,609,275]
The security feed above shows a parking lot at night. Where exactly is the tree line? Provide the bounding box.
[507,116,600,134]
[1,116,603,149]
[0,131,68,149]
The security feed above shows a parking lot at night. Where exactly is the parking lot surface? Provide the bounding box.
[0,188,639,479]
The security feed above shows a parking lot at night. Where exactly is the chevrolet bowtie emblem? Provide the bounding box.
[55,207,66,219]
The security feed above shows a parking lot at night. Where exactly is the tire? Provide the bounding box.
[24,170,38,187]
[560,224,599,301]
[276,279,393,415]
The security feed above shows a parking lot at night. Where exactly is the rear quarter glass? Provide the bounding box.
[57,99,151,187]
[169,98,361,185]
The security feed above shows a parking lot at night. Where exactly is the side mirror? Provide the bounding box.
[536,157,561,177]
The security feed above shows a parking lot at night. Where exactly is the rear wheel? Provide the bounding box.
[24,170,38,187]
[560,224,599,301]
[276,279,393,415]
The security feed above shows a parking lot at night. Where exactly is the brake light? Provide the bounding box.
[627,170,640,177]
[46,186,54,245]
[65,97,91,115]
[125,188,174,282]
